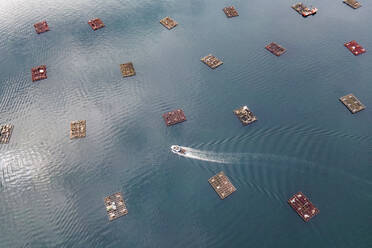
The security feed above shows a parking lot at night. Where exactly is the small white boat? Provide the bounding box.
[171,145,186,155]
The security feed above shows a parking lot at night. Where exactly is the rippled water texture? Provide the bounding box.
[0,0,372,247]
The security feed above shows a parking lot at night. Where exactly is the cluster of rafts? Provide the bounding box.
[0,0,368,223]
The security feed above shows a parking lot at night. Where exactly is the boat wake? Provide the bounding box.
[172,146,316,166]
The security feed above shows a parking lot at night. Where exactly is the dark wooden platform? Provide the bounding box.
[88,18,105,31]
[104,192,128,221]
[70,120,86,139]
[201,54,223,69]
[162,109,186,126]
[344,40,366,56]
[265,42,286,56]
[288,192,319,222]
[120,62,136,77]
[223,6,239,18]
[160,17,178,30]
[343,0,361,9]
[233,106,257,126]
[31,65,47,82]
[339,93,365,114]
[208,171,236,199]
[34,21,49,34]
[0,124,14,144]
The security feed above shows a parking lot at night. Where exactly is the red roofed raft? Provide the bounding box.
[88,18,105,31]
[31,65,47,82]
[34,21,49,34]
[344,40,366,56]
[162,109,186,126]
[288,192,319,222]
[223,6,239,18]
[208,171,236,199]
[265,42,286,56]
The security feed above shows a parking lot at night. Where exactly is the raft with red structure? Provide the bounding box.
[88,18,105,31]
[31,65,47,82]
[162,109,187,126]
[288,192,319,222]
[344,40,366,56]
[34,21,49,34]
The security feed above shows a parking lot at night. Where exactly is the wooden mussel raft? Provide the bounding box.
[288,192,319,222]
[70,120,86,139]
[34,21,49,34]
[120,62,136,77]
[292,3,318,17]
[104,192,128,221]
[223,6,239,18]
[31,65,47,82]
[208,171,236,200]
[339,93,365,114]
[162,109,186,126]
[0,124,14,144]
[88,18,105,31]
[344,40,366,56]
[160,17,178,30]
[234,106,257,126]
[265,42,286,56]
[201,54,223,69]
[343,0,361,9]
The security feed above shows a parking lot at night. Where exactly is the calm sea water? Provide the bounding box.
[0,0,371,247]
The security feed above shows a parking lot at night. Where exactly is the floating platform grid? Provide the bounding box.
[201,54,223,69]
[88,18,105,31]
[162,109,186,126]
[344,40,366,56]
[265,42,286,56]
[223,6,239,18]
[208,171,236,200]
[104,192,128,221]
[343,0,361,9]
[160,17,178,30]
[0,124,14,144]
[292,3,318,17]
[288,192,319,222]
[34,21,49,34]
[120,62,136,77]
[70,120,86,139]
[339,93,365,114]
[234,106,257,126]
[31,65,47,82]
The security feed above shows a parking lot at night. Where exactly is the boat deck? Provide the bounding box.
[0,124,14,144]
[201,54,223,69]
[344,40,366,56]
[288,192,319,222]
[31,65,47,82]
[233,106,257,126]
[339,93,365,114]
[70,120,86,139]
[88,18,105,31]
[343,0,361,9]
[120,62,136,77]
[223,6,239,18]
[34,21,49,34]
[162,109,186,126]
[265,42,286,56]
[104,192,128,221]
[209,171,236,199]
[160,17,178,30]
